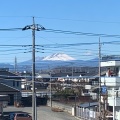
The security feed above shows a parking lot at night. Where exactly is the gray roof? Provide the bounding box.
[36,74,51,78]
[79,102,98,108]
[0,83,20,92]
[51,72,86,77]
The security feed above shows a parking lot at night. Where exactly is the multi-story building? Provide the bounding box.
[101,56,120,120]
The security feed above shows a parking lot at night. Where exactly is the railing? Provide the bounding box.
[76,107,98,120]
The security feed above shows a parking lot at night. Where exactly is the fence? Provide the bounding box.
[47,101,99,119]
[76,107,98,120]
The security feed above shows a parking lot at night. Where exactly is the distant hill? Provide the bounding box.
[0,63,14,71]
[17,53,98,71]
[0,53,99,72]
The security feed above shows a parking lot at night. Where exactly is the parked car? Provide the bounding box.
[14,113,32,120]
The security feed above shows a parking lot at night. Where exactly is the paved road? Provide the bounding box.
[3,106,79,120]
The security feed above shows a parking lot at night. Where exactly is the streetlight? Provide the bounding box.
[22,17,45,120]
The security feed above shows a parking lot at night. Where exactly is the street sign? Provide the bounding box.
[101,85,107,94]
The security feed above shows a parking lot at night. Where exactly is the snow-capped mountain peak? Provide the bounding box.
[42,53,75,61]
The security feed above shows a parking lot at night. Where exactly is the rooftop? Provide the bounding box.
[79,102,98,108]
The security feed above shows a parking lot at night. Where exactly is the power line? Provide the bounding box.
[0,27,120,39]
[44,28,120,38]
[0,28,22,31]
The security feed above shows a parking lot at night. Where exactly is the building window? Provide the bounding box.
[13,81,15,86]
[17,81,19,87]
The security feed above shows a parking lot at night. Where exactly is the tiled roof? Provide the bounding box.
[0,71,17,76]
[51,72,86,77]
[0,71,23,79]
[0,83,20,92]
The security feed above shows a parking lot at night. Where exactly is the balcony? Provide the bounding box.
[101,60,120,67]
[101,94,120,106]
[107,97,120,106]
[101,77,120,87]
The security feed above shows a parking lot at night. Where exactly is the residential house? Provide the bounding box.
[0,94,9,116]
[100,55,120,119]
[0,68,22,105]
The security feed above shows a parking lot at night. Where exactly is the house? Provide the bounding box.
[100,55,120,120]
[0,83,20,105]
[52,72,86,82]
[0,95,9,116]
[21,77,32,90]
[0,68,22,105]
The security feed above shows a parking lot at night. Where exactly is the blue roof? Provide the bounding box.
[79,102,98,108]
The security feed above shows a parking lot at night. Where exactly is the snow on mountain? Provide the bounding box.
[42,53,76,61]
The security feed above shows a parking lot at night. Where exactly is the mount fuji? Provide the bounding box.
[0,53,98,72]
[42,53,76,61]
[16,53,98,71]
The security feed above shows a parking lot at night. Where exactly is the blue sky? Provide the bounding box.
[0,1,120,63]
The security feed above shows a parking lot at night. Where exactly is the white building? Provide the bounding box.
[101,59,120,120]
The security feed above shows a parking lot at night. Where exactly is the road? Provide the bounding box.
[3,106,80,120]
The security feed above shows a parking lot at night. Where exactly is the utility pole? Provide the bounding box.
[50,70,52,108]
[32,17,36,120]
[48,66,52,108]
[14,56,17,73]
[113,88,115,120]
[22,17,45,120]
[98,37,101,119]
[71,62,73,89]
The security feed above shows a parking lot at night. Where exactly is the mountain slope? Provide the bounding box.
[42,53,75,61]
[0,53,98,71]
